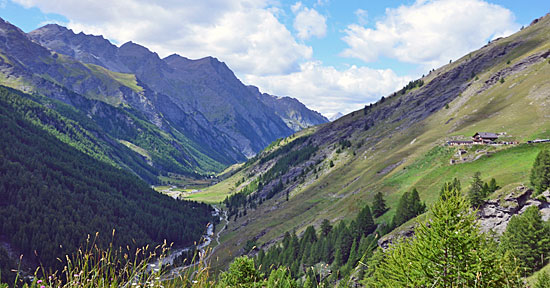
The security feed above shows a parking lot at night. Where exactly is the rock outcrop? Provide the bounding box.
[378,187,550,249]
[478,186,550,235]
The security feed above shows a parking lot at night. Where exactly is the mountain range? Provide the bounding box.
[0,18,327,182]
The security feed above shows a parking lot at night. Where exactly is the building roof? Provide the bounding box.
[474,132,498,138]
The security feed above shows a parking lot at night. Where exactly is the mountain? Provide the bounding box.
[196,13,550,271]
[328,111,343,121]
[0,18,326,183]
[28,23,327,158]
[247,85,328,132]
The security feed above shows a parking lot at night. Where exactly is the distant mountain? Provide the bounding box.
[247,85,328,132]
[328,112,343,121]
[0,19,327,183]
[28,23,327,158]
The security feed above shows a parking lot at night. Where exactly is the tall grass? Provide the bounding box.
[3,232,213,288]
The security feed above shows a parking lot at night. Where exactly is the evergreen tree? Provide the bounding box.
[356,205,376,238]
[392,188,426,228]
[346,239,358,268]
[320,219,332,237]
[217,256,264,288]
[367,187,523,287]
[266,266,297,288]
[489,178,499,193]
[500,206,550,274]
[531,150,550,195]
[407,188,426,218]
[440,178,461,200]
[468,171,485,207]
[372,192,388,217]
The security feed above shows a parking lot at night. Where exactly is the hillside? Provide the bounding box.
[195,13,550,270]
[0,86,215,273]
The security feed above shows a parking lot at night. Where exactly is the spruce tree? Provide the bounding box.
[531,150,550,195]
[356,205,376,238]
[266,266,297,288]
[440,178,461,200]
[391,191,410,228]
[500,206,550,274]
[367,187,523,287]
[320,219,332,237]
[372,192,388,217]
[468,171,485,207]
[489,178,498,193]
[407,188,426,218]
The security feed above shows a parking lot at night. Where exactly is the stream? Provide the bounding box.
[150,206,229,280]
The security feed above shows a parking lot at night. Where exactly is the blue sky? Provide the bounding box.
[1,0,549,116]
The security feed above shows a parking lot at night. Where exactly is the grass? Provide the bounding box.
[526,262,550,287]
[85,64,144,93]
[2,233,213,288]
[118,139,152,162]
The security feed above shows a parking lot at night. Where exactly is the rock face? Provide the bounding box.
[247,85,328,132]
[478,187,550,235]
[28,24,327,159]
[378,187,550,249]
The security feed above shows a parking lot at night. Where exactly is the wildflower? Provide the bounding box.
[37,280,43,283]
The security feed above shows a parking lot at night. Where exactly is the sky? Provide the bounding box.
[1,0,549,117]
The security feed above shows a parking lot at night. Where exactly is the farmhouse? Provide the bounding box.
[472,132,498,144]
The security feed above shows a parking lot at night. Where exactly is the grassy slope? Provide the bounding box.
[196,16,550,270]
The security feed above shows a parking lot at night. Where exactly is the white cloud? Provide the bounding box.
[245,61,410,116]
[354,9,368,26]
[341,0,519,68]
[13,0,312,76]
[292,4,327,40]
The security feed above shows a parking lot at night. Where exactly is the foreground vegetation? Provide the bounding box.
[2,175,549,287]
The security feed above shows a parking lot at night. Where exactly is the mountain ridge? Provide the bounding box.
[29,25,327,157]
[0,18,327,183]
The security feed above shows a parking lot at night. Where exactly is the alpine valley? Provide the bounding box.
[1,6,550,288]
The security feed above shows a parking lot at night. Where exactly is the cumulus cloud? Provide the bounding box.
[292,3,327,40]
[245,61,410,116]
[341,0,519,68]
[13,0,312,76]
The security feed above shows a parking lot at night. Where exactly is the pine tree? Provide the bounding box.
[367,187,523,287]
[356,205,376,238]
[500,206,550,274]
[346,239,358,268]
[468,171,485,207]
[320,219,332,237]
[372,192,388,217]
[392,188,426,228]
[407,188,426,218]
[217,256,264,288]
[489,178,498,193]
[266,266,297,288]
[531,150,550,195]
[391,191,410,228]
[440,178,461,200]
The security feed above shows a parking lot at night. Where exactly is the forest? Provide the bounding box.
[0,87,215,273]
